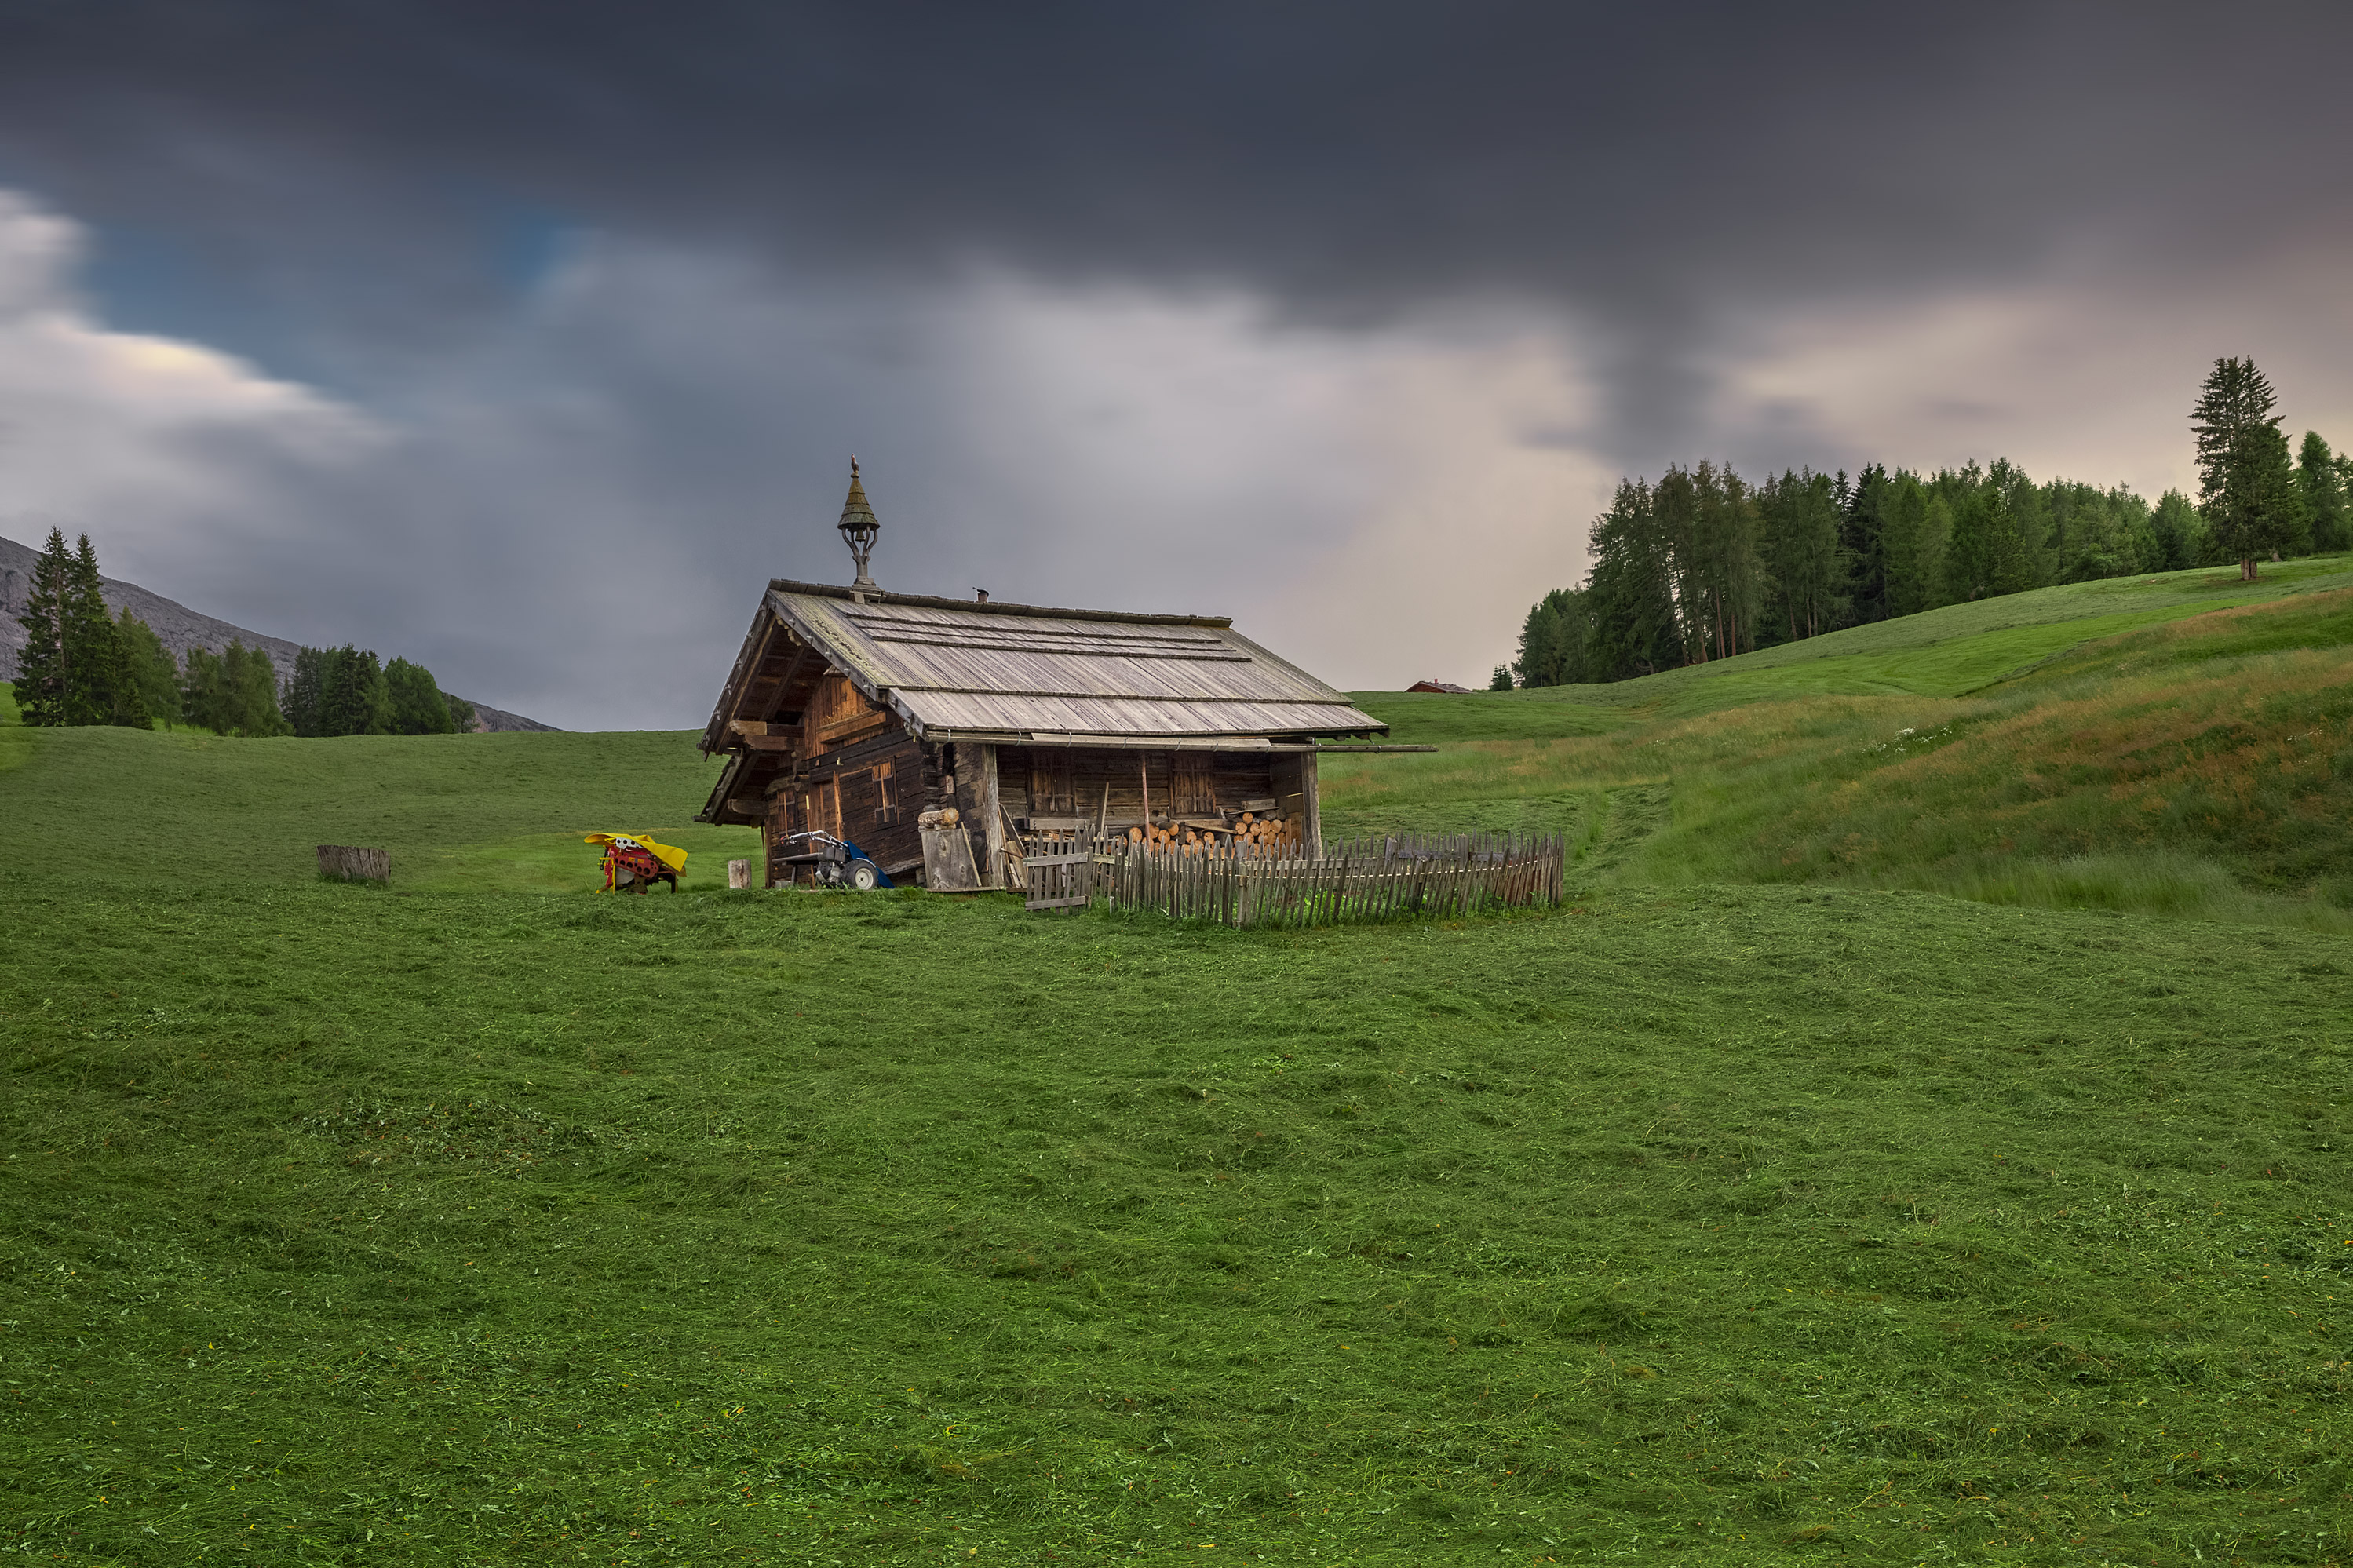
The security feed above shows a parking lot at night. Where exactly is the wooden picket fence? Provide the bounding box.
[1016,830,1565,927]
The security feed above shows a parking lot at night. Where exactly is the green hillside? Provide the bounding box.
[1329,557,2353,924]
[3,569,2351,1566]
[2,715,758,893]
[1356,555,2353,742]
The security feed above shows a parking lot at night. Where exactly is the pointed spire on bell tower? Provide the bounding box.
[836,455,880,592]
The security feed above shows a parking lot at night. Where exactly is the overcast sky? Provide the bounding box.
[2,2,2351,727]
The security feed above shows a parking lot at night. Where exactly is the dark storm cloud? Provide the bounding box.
[5,1,2351,465]
[4,2,2353,724]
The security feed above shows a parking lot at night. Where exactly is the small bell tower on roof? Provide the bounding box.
[836,457,881,592]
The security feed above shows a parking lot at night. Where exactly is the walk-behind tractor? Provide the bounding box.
[585,832,688,893]
[775,830,893,891]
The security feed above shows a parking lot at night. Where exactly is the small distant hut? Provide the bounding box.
[697,463,1392,889]
[1406,680,1472,694]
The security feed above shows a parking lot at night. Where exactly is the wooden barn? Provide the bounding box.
[697,465,1392,889]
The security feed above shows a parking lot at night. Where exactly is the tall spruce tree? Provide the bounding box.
[286,647,328,736]
[63,534,130,725]
[2208,421,2304,578]
[2191,356,2300,580]
[1697,462,1764,658]
[1581,480,1682,680]
[1983,469,2038,596]
[2191,357,2277,501]
[1654,462,1762,662]
[1841,464,1891,625]
[2006,467,2054,586]
[10,528,73,725]
[318,645,390,735]
[1651,467,1702,659]
[2295,432,2348,555]
[1919,490,1954,602]
[15,531,136,727]
[1879,472,1940,617]
[1513,587,1591,687]
[1760,468,1845,641]
[1945,461,2036,599]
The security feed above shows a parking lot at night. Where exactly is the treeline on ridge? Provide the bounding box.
[8,527,472,737]
[1513,357,2347,686]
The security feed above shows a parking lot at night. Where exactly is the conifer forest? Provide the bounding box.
[1516,356,2348,687]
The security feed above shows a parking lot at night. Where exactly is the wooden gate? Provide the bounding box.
[1023,841,1101,909]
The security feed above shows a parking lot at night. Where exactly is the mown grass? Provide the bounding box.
[1997,591,2353,694]
[4,563,2352,1566]
[1328,578,2353,925]
[0,717,757,894]
[5,877,2351,1566]
[1352,555,2353,742]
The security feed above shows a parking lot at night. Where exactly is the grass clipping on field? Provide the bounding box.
[3,882,2350,1565]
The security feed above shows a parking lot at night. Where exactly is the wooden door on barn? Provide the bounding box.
[1028,750,1075,819]
[1170,752,1216,817]
[795,777,841,841]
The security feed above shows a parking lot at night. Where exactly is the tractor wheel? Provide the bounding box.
[844,858,881,892]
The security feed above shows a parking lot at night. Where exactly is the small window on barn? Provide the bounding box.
[1028,749,1074,816]
[874,760,899,825]
[1172,751,1216,817]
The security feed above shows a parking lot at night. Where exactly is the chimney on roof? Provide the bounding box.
[976,588,989,603]
[836,457,880,592]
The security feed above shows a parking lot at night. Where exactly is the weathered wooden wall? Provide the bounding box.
[989,746,1278,830]
[764,727,927,884]
[739,661,1317,889]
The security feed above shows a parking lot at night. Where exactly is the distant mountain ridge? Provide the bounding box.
[0,534,556,733]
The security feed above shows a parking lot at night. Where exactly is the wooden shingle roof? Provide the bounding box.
[700,580,1384,750]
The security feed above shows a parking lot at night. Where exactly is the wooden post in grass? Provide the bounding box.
[317,845,389,884]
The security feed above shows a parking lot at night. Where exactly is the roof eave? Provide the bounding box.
[699,600,781,754]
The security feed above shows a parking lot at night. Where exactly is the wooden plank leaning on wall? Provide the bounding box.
[1302,750,1322,853]
[980,743,1004,890]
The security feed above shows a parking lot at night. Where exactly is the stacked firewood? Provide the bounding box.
[1128,811,1302,859]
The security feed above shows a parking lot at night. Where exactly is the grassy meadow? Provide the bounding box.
[1333,558,2353,925]
[4,560,2352,1566]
